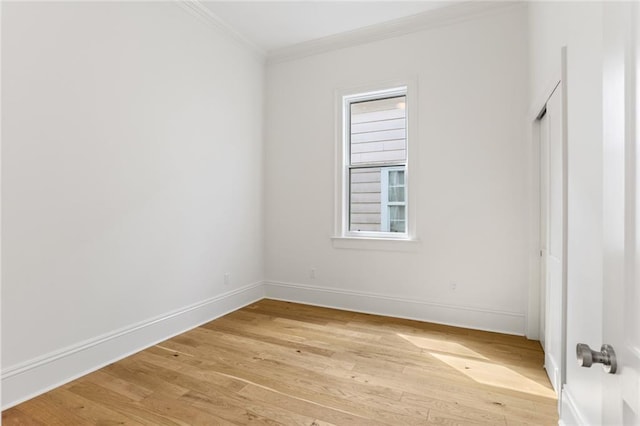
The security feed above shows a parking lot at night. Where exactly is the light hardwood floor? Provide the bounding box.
[2,300,558,425]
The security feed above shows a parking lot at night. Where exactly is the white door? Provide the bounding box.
[600,2,640,424]
[539,83,565,397]
[539,106,549,353]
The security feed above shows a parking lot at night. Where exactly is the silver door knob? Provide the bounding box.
[576,343,617,374]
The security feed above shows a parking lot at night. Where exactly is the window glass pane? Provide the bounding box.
[389,206,406,233]
[349,168,382,232]
[388,169,405,202]
[389,170,404,185]
[350,96,406,165]
[389,186,404,203]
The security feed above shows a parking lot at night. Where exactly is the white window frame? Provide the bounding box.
[380,166,406,232]
[333,80,418,247]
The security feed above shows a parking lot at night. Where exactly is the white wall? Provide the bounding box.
[528,2,604,424]
[1,1,264,407]
[264,5,529,334]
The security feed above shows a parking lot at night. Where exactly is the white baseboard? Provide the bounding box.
[2,280,527,410]
[545,353,561,394]
[1,282,265,410]
[560,386,587,426]
[264,281,525,335]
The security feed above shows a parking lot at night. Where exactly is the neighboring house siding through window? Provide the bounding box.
[348,94,407,233]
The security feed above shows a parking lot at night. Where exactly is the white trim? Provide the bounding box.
[263,281,525,336]
[0,0,4,412]
[545,352,561,395]
[559,45,569,395]
[331,236,421,252]
[1,282,265,410]
[267,2,524,65]
[176,0,266,59]
[560,386,589,426]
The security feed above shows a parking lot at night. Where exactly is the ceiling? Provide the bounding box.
[201,1,463,53]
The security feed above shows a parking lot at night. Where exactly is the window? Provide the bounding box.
[341,87,410,239]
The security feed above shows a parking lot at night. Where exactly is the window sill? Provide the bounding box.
[331,236,421,252]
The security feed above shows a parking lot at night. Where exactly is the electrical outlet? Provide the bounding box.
[310,268,316,279]
[450,282,457,291]
[224,273,231,286]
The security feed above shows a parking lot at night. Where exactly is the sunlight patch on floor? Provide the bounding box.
[429,352,557,399]
[397,333,488,360]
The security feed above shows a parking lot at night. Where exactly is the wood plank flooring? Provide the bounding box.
[2,300,558,425]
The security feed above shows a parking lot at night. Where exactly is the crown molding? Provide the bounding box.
[267,1,524,65]
[176,0,266,59]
